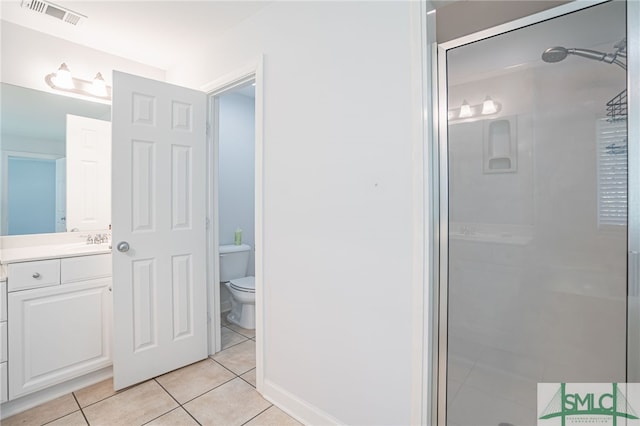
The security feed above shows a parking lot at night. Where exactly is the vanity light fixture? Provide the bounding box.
[53,63,73,89]
[458,100,473,118]
[45,63,112,100]
[481,96,498,115]
[448,96,502,121]
[89,72,108,97]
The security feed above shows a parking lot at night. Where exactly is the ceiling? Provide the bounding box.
[0,1,272,71]
[0,1,626,90]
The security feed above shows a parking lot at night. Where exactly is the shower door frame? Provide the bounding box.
[431,1,639,424]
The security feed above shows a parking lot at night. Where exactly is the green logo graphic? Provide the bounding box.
[539,383,639,426]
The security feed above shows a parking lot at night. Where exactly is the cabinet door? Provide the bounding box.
[8,279,112,399]
[1,362,7,403]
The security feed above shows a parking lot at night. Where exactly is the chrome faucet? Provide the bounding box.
[85,233,111,244]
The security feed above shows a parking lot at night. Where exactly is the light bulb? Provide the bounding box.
[459,100,472,118]
[53,63,74,89]
[90,72,108,97]
[481,96,497,115]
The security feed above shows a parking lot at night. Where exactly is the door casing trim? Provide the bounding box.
[202,56,265,393]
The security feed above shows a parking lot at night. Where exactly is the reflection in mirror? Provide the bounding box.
[0,83,111,236]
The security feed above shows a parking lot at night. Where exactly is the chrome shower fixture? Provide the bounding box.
[541,38,627,70]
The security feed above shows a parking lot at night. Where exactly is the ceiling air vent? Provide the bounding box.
[20,0,86,26]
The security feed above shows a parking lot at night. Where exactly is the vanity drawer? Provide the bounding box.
[0,321,6,363]
[1,281,6,322]
[61,254,112,283]
[8,259,61,292]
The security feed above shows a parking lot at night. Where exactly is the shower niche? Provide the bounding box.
[483,115,517,173]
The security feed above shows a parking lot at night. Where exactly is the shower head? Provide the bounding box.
[541,46,569,63]
[542,46,609,63]
[541,44,627,70]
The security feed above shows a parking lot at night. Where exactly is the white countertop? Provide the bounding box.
[0,243,112,264]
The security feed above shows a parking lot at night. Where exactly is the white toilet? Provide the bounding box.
[219,244,255,329]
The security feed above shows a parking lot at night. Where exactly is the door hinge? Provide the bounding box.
[206,122,211,137]
[206,217,210,230]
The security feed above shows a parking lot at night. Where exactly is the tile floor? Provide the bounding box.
[2,318,302,426]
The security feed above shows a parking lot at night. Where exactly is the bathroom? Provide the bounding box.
[0,0,638,424]
[216,82,258,343]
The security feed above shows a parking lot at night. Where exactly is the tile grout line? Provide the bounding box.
[123,379,183,426]
[13,342,258,426]
[73,386,126,411]
[157,355,261,424]
[153,377,183,406]
[209,357,244,377]
[209,357,255,379]
[175,373,238,406]
[238,373,257,389]
[240,404,274,426]
[222,322,256,339]
[221,337,250,351]
[139,402,202,426]
[39,393,84,425]
[72,392,91,426]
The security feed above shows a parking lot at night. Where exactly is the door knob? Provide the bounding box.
[117,241,130,252]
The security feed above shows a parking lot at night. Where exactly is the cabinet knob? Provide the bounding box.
[32,272,41,279]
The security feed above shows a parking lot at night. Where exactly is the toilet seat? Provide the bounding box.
[229,276,255,293]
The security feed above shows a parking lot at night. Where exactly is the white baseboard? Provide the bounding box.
[0,367,112,420]
[261,378,343,426]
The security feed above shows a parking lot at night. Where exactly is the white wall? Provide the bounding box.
[1,135,64,157]
[0,21,165,96]
[168,2,419,424]
[219,92,256,276]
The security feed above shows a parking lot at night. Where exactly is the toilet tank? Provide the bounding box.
[219,244,251,282]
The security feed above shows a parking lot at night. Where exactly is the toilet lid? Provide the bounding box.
[229,276,255,292]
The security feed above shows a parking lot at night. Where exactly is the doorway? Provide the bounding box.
[206,65,263,393]
[110,64,264,391]
[434,1,636,424]
[212,81,257,348]
[6,155,58,235]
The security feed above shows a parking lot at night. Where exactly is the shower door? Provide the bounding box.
[438,1,634,425]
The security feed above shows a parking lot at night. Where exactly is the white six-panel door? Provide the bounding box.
[111,71,207,390]
[66,115,111,232]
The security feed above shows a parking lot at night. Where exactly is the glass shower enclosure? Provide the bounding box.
[437,1,634,424]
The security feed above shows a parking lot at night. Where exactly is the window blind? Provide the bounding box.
[597,118,627,227]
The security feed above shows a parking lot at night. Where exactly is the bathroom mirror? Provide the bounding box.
[0,82,111,236]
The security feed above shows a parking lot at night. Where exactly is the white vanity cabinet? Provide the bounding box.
[6,254,112,400]
[7,259,60,292]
